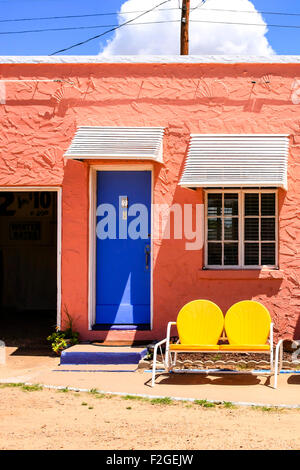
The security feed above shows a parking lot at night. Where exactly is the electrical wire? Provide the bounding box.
[50,0,172,55]
[2,18,300,37]
[1,6,300,24]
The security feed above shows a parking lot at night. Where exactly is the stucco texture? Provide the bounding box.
[1,62,300,341]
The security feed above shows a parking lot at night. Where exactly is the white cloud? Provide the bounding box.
[99,0,274,56]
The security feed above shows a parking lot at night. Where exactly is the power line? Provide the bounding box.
[191,19,300,29]
[0,7,181,23]
[50,0,172,55]
[2,18,300,37]
[2,7,300,24]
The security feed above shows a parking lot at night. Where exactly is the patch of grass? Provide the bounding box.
[251,405,281,412]
[21,384,43,392]
[194,399,216,408]
[121,394,149,402]
[0,382,24,389]
[222,401,237,409]
[89,388,99,395]
[150,397,173,405]
[57,387,69,393]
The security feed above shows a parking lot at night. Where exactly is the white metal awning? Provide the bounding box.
[64,126,165,162]
[179,134,289,189]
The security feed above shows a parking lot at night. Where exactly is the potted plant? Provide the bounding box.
[47,307,79,355]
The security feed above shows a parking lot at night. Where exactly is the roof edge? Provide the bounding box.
[1,55,300,65]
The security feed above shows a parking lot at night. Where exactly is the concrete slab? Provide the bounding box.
[0,347,300,408]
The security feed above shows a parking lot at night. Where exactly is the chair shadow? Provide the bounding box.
[287,375,300,385]
[145,372,266,388]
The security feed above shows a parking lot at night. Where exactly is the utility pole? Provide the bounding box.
[180,0,190,55]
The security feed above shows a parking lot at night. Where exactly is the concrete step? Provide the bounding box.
[60,344,148,365]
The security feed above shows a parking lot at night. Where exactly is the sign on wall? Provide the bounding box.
[0,192,53,218]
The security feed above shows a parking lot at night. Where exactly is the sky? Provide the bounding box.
[0,0,299,56]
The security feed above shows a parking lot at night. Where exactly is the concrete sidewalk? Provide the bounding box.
[0,347,300,407]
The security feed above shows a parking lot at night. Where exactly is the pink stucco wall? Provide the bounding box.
[1,61,300,341]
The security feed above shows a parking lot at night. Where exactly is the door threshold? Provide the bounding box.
[92,324,151,331]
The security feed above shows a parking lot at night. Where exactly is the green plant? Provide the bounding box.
[150,397,173,405]
[222,401,236,409]
[47,306,79,354]
[21,384,43,392]
[194,399,216,408]
[0,382,24,388]
[122,394,149,402]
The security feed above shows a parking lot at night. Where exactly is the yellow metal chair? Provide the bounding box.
[151,299,224,387]
[151,299,275,387]
[221,300,273,352]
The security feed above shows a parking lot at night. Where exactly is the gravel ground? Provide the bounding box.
[0,385,299,450]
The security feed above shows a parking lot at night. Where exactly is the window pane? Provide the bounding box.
[208,243,222,265]
[224,243,238,265]
[207,194,222,216]
[224,193,238,216]
[208,218,222,240]
[224,218,238,240]
[261,243,276,265]
[244,243,259,265]
[261,193,275,216]
[245,218,259,241]
[261,218,275,241]
[245,193,259,216]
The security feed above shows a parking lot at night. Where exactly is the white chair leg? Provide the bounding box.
[274,340,283,389]
[151,344,158,387]
[270,348,274,371]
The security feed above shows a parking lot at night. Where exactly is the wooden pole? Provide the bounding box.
[180,0,190,55]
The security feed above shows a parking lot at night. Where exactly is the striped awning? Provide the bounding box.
[179,134,289,189]
[64,126,164,162]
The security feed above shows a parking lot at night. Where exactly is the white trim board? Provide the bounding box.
[1,55,300,64]
[88,164,154,331]
[0,186,62,328]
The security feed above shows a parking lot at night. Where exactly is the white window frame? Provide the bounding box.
[204,188,278,269]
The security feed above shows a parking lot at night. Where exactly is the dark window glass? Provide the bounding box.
[207,194,222,216]
[261,193,275,216]
[244,243,259,265]
[245,218,259,241]
[208,218,222,240]
[224,193,238,216]
[224,218,238,240]
[224,243,238,265]
[261,243,276,265]
[245,193,259,216]
[208,243,222,265]
[261,218,275,241]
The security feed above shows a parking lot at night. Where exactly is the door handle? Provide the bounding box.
[145,244,150,270]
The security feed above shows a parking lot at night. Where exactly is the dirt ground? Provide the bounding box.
[0,385,299,450]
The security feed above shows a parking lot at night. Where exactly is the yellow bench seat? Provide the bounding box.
[219,344,270,351]
[169,344,220,351]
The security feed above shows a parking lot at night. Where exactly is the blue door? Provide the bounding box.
[95,171,151,328]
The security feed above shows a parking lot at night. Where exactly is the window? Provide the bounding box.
[205,190,277,268]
